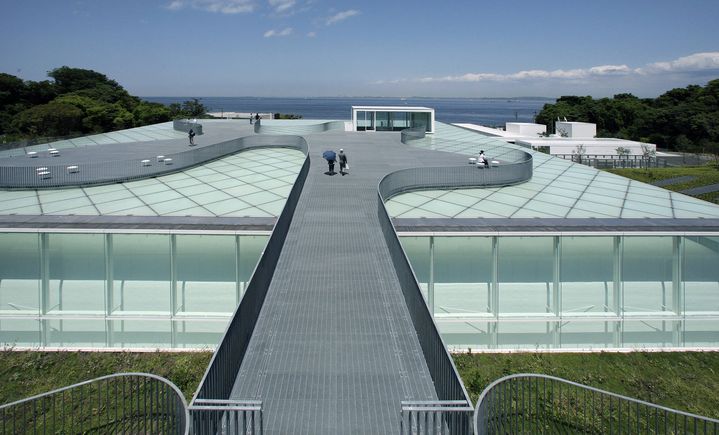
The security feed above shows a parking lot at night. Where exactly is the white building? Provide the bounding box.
[352,106,435,133]
[555,121,596,138]
[505,122,546,137]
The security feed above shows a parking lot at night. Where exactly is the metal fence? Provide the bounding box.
[0,133,306,189]
[0,372,188,434]
[474,374,719,435]
[190,399,262,434]
[401,401,474,435]
[553,153,668,168]
[190,137,309,425]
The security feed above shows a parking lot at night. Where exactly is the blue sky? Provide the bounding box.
[2,0,718,97]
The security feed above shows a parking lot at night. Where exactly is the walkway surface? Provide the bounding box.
[230,130,466,434]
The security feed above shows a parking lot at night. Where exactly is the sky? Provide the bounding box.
[1,0,719,98]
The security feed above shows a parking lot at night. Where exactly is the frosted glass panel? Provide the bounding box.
[437,320,492,349]
[684,319,719,347]
[434,237,492,316]
[622,320,675,348]
[400,237,430,283]
[498,237,553,314]
[112,234,170,314]
[497,321,553,349]
[0,233,40,314]
[176,235,236,314]
[560,320,615,349]
[683,237,719,314]
[174,319,226,348]
[622,237,673,314]
[561,237,614,315]
[48,233,105,313]
[46,319,106,347]
[110,319,171,348]
[0,318,40,346]
[239,235,268,282]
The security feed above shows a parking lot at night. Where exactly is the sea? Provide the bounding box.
[142,97,554,127]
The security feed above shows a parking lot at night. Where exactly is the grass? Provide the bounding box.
[2,350,719,422]
[0,350,212,404]
[453,351,719,419]
[607,165,719,202]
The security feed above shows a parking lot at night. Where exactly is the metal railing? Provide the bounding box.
[173,119,204,135]
[0,133,306,189]
[0,372,188,434]
[190,136,309,424]
[474,374,719,435]
[190,399,262,434]
[401,401,474,435]
[253,120,346,135]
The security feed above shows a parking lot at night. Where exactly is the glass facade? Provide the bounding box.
[401,234,719,350]
[355,111,431,132]
[0,231,268,349]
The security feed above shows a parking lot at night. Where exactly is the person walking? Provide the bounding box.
[338,149,349,175]
[254,113,260,125]
[249,113,253,124]
[188,128,196,146]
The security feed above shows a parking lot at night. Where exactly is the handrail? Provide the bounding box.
[189,399,263,434]
[401,400,474,435]
[0,372,189,434]
[0,133,306,188]
[191,136,309,405]
[474,373,719,434]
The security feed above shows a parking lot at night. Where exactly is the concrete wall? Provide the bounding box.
[555,122,596,138]
[506,123,546,137]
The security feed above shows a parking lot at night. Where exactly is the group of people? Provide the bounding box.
[249,113,261,125]
[323,149,349,176]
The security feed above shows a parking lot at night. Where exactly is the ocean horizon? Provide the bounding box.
[143,96,554,126]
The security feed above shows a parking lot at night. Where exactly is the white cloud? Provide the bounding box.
[165,0,255,14]
[264,27,293,37]
[268,0,295,13]
[390,52,719,84]
[637,52,719,74]
[306,31,316,38]
[325,9,359,25]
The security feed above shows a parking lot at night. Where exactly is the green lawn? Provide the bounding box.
[0,351,212,404]
[453,351,719,419]
[607,165,719,202]
[2,350,719,421]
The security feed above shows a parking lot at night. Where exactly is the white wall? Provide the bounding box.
[555,122,596,138]
[506,123,546,137]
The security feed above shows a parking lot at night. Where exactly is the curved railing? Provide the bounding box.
[253,120,346,135]
[474,374,719,435]
[0,373,189,434]
[379,148,533,201]
[0,134,308,188]
[173,119,204,135]
[400,126,427,143]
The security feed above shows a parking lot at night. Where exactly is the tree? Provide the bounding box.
[133,101,171,126]
[10,103,84,137]
[168,98,207,118]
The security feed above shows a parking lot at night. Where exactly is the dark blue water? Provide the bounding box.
[143,96,553,126]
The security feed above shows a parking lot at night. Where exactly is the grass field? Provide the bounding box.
[2,350,718,421]
[607,165,719,202]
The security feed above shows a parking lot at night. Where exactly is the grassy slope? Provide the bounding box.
[2,351,719,420]
[453,351,719,419]
[0,351,212,404]
[607,165,719,202]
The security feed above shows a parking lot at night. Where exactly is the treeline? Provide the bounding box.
[0,67,206,140]
[536,79,719,152]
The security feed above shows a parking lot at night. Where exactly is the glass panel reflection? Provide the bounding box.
[0,233,40,314]
[561,237,614,315]
[622,237,673,315]
[176,235,236,314]
[112,234,170,314]
[683,236,719,314]
[498,237,554,314]
[434,237,492,317]
[48,233,105,314]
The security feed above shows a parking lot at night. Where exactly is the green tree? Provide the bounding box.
[10,103,84,136]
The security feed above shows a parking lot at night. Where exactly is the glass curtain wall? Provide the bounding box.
[0,232,269,349]
[400,234,719,350]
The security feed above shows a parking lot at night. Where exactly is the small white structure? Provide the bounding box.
[517,137,656,157]
[351,106,435,133]
[505,122,546,137]
[555,121,596,138]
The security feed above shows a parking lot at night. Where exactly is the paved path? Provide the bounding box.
[230,131,466,434]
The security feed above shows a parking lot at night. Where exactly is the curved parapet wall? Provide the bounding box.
[474,374,719,434]
[0,134,308,188]
[400,126,427,143]
[173,119,203,135]
[254,120,346,135]
[379,148,533,200]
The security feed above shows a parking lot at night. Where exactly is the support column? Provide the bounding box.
[672,236,684,346]
[613,236,623,347]
[490,236,499,349]
[170,234,177,348]
[105,234,114,347]
[553,236,560,347]
[236,235,242,305]
[39,233,49,346]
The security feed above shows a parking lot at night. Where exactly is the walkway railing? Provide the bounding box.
[401,126,427,143]
[189,399,262,434]
[0,373,188,434]
[474,374,719,435]
[190,136,309,425]
[401,400,474,435]
[0,133,307,188]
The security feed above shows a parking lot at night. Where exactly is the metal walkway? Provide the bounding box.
[229,131,467,433]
